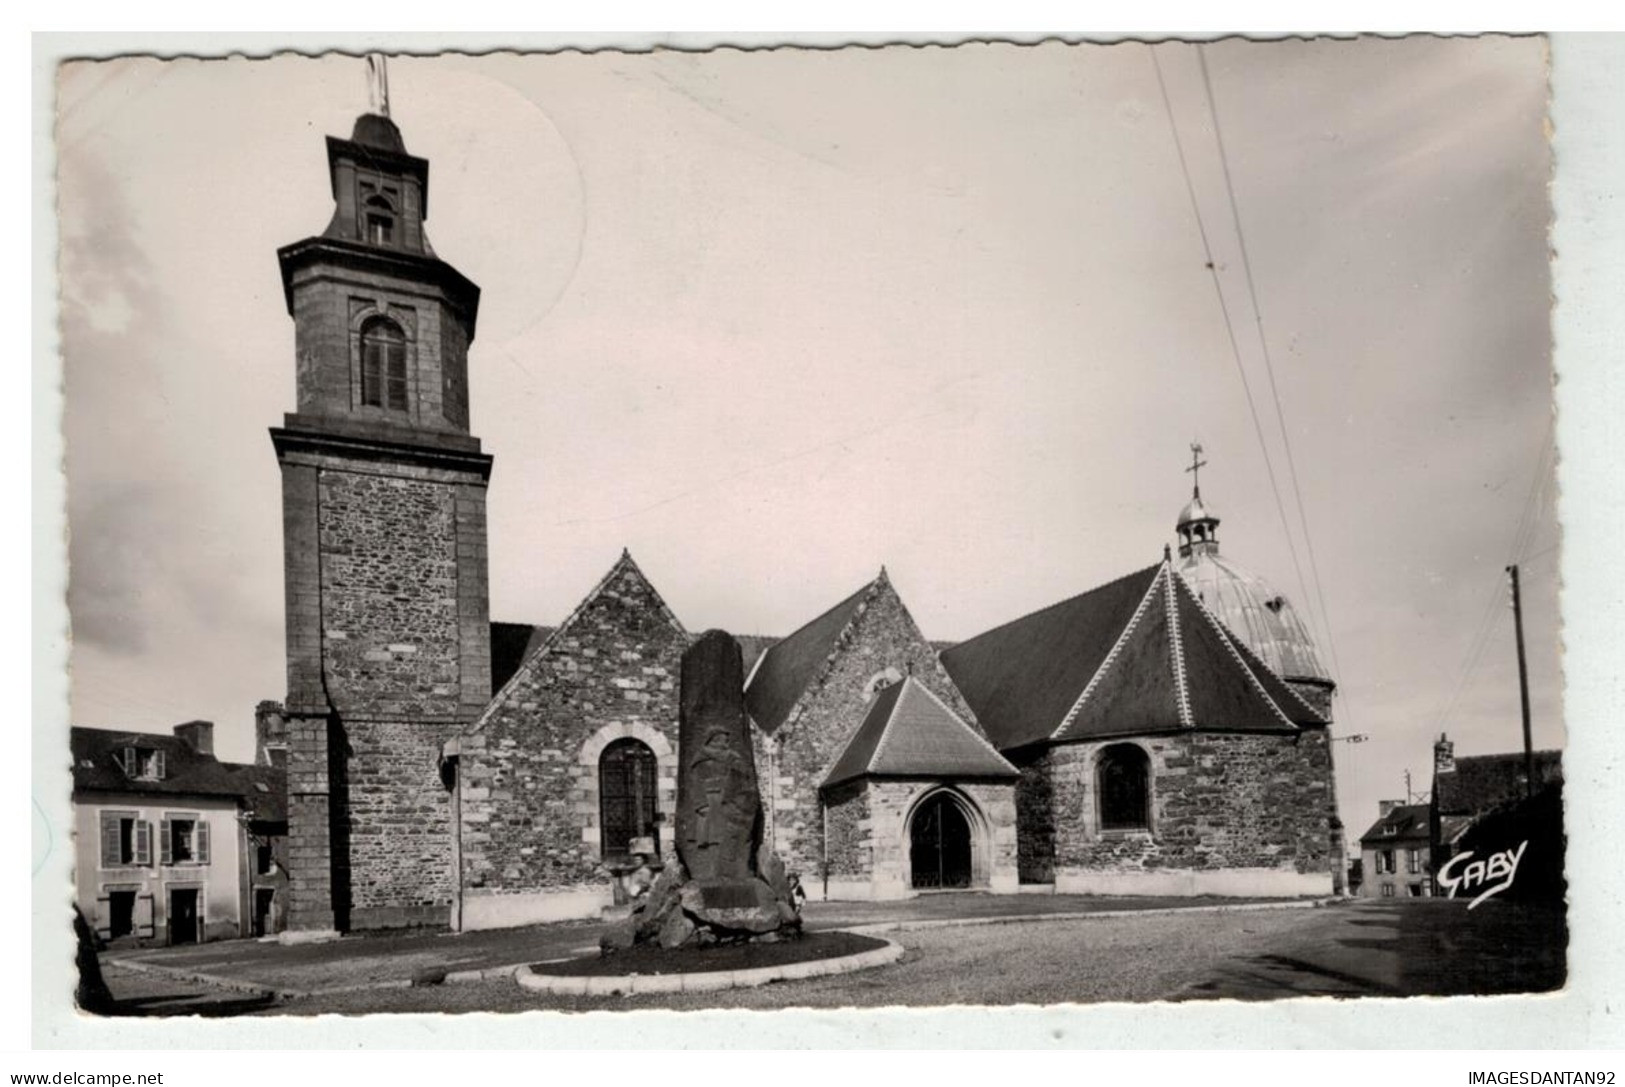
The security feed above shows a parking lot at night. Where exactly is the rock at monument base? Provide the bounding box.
[684,877,782,934]
[658,908,698,950]
[757,840,792,901]
[630,860,686,942]
[600,919,637,954]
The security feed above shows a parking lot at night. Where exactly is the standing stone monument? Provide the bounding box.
[604,629,801,952]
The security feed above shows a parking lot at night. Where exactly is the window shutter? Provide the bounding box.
[99,813,120,867]
[160,819,173,866]
[153,750,165,780]
[122,747,135,776]
[195,819,210,865]
[134,820,152,867]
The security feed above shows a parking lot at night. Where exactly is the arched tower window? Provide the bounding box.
[359,318,408,411]
[1097,743,1151,832]
[599,738,658,864]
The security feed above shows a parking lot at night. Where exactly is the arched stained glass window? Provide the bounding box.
[599,738,658,863]
[360,318,408,411]
[1097,743,1151,832]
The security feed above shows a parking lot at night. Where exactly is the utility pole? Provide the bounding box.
[1507,563,1535,800]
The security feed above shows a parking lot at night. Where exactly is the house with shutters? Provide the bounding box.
[1357,801,1433,898]
[70,721,285,946]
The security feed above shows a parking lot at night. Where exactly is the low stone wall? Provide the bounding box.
[459,885,616,929]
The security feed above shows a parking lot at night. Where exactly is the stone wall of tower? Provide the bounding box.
[762,578,984,888]
[1031,728,1335,896]
[274,438,490,930]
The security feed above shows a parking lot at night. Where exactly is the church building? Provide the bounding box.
[267,103,1342,935]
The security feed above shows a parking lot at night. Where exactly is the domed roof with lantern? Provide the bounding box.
[1172,444,1334,690]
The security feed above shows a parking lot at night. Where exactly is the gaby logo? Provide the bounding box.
[1437,840,1528,909]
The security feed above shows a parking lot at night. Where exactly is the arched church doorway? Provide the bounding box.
[910,791,973,889]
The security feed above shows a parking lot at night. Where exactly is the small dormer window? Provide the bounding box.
[121,745,165,781]
[360,317,408,411]
[364,195,396,246]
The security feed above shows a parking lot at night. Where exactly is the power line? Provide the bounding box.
[1150,47,1321,681]
[1196,47,1348,698]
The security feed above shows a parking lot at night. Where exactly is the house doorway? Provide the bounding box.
[252,889,275,938]
[910,792,973,890]
[107,891,135,941]
[168,888,200,945]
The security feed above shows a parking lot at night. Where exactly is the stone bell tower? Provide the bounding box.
[271,86,493,932]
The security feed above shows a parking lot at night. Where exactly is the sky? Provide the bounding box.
[53,37,1560,847]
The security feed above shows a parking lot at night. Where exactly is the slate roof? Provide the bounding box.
[940,566,1160,750]
[1434,751,1564,817]
[942,559,1326,751]
[822,676,1018,789]
[1357,803,1431,847]
[735,635,778,682]
[490,622,554,694]
[70,727,284,821]
[744,580,873,736]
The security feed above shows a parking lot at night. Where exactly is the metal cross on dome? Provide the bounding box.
[1186,440,1208,499]
[366,53,391,118]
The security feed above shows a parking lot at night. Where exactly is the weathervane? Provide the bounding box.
[365,53,391,118]
[1186,440,1208,499]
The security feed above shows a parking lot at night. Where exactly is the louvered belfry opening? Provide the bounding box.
[910,791,973,890]
[599,738,659,865]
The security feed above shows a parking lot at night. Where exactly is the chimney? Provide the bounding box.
[1378,799,1403,818]
[1433,732,1455,774]
[255,700,288,767]
[173,720,214,756]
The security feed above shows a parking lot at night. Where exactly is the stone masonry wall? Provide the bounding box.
[767,576,984,883]
[289,269,470,437]
[822,781,867,878]
[319,470,460,718]
[342,719,457,923]
[1044,729,1334,877]
[865,780,1019,894]
[277,443,490,931]
[458,560,688,898]
[1009,748,1056,883]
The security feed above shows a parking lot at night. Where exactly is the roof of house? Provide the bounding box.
[1358,803,1431,846]
[941,559,1326,751]
[1434,750,1564,817]
[70,727,284,821]
[744,578,874,736]
[822,676,1018,789]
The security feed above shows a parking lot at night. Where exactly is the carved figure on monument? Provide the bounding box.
[603,629,802,953]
